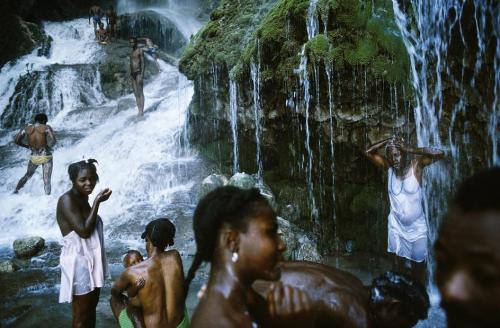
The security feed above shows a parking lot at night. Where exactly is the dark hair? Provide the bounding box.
[185,186,269,293]
[369,272,430,321]
[141,218,176,250]
[34,113,48,124]
[67,159,99,183]
[123,250,143,266]
[452,167,500,213]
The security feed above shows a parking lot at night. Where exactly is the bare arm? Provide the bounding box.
[140,50,145,75]
[165,251,185,328]
[364,138,391,170]
[402,145,444,167]
[59,189,111,238]
[111,270,133,304]
[14,128,29,149]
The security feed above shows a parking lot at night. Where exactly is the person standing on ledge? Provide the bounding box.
[129,37,145,116]
[364,136,444,283]
[14,113,56,195]
[105,6,117,41]
[89,4,104,39]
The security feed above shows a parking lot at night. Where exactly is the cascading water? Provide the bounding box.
[229,78,239,173]
[392,0,500,312]
[251,57,264,183]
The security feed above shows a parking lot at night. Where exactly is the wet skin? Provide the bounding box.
[435,209,500,328]
[191,206,312,328]
[129,40,145,116]
[56,168,112,328]
[111,241,186,328]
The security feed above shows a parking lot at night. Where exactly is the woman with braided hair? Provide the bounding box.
[186,186,312,328]
[364,136,444,283]
[56,159,112,327]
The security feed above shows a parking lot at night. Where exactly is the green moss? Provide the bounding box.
[345,37,378,65]
[306,35,329,61]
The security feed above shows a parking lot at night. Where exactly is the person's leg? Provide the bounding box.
[127,306,146,328]
[93,20,98,38]
[42,159,53,195]
[72,288,100,328]
[137,75,144,116]
[410,238,428,284]
[15,161,38,193]
[109,294,126,321]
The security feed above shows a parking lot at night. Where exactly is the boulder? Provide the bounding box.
[0,260,18,273]
[228,172,277,211]
[13,237,45,258]
[277,217,321,262]
[198,174,229,199]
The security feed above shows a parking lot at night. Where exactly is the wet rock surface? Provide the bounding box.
[13,237,45,259]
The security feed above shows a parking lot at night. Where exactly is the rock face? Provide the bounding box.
[0,260,19,273]
[278,217,321,262]
[116,10,188,58]
[180,0,498,254]
[198,173,229,198]
[13,237,45,258]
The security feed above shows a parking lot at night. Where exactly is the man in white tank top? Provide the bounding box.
[365,136,444,283]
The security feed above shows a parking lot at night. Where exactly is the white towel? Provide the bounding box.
[59,218,108,303]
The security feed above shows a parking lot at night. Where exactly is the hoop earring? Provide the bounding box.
[231,252,239,263]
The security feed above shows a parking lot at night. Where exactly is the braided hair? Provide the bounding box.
[185,186,269,294]
[68,159,99,183]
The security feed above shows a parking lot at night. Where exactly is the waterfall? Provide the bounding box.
[392,0,500,294]
[229,78,239,173]
[250,58,263,183]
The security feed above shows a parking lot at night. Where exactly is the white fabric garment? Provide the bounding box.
[59,218,108,303]
[387,166,428,262]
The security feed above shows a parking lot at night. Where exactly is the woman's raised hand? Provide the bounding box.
[96,188,112,203]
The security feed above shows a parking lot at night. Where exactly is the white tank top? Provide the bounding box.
[387,165,424,225]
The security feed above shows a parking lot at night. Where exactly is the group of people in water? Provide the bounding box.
[89,5,117,44]
[11,107,500,327]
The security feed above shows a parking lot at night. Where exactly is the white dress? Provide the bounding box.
[59,218,108,303]
[387,166,428,262]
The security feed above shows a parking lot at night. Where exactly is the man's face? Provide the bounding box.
[129,39,136,48]
[435,209,500,327]
[236,206,286,283]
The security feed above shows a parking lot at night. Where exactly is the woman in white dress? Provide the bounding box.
[56,159,112,327]
[365,137,444,282]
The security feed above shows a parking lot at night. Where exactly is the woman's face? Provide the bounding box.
[73,168,97,196]
[236,205,286,283]
[387,147,404,170]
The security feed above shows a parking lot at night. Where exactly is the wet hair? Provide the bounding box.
[369,272,430,322]
[123,250,143,267]
[67,159,99,183]
[141,218,176,250]
[452,167,500,213]
[184,186,269,293]
[34,113,48,124]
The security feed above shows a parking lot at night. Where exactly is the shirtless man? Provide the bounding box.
[129,37,145,116]
[105,6,117,40]
[96,22,108,44]
[435,168,500,327]
[137,37,160,71]
[110,219,188,328]
[14,113,56,195]
[253,261,430,328]
[89,5,104,39]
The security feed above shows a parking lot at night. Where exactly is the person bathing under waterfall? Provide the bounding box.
[89,4,104,39]
[105,6,117,41]
[96,21,109,44]
[56,159,112,327]
[364,136,444,283]
[14,113,56,195]
[137,37,161,71]
[110,218,189,328]
[129,37,145,116]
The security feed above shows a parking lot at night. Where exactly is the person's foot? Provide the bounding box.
[13,189,19,194]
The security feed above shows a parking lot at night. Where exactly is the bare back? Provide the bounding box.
[90,5,102,16]
[127,250,185,328]
[24,124,55,153]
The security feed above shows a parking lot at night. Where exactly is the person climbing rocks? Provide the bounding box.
[105,6,117,40]
[89,4,104,39]
[96,21,109,44]
[435,167,500,327]
[137,37,161,71]
[129,37,145,116]
[110,218,189,328]
[364,136,444,283]
[14,113,56,195]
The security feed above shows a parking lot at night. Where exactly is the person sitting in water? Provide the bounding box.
[14,113,56,195]
[435,168,500,327]
[89,4,104,39]
[111,218,189,328]
[253,261,429,328]
[96,21,109,44]
[129,37,145,116]
[57,159,112,327]
[137,37,160,71]
[364,136,444,283]
[105,6,117,40]
[185,186,313,328]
